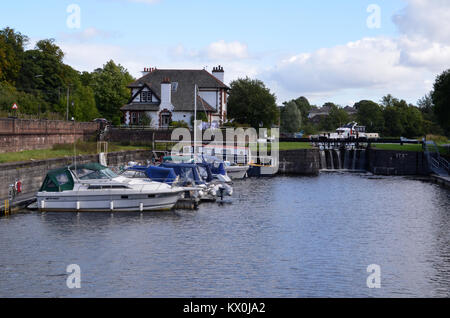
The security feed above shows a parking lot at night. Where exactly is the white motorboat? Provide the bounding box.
[224,162,249,179]
[37,163,185,212]
[327,122,367,140]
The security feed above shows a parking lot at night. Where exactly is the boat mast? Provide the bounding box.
[194,84,197,158]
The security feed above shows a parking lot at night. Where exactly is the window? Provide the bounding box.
[141,91,152,103]
[76,168,118,180]
[171,82,178,92]
[56,173,70,185]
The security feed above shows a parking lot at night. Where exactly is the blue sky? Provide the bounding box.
[1,0,449,106]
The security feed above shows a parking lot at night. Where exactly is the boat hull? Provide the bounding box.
[247,165,278,177]
[36,191,182,212]
[225,166,249,179]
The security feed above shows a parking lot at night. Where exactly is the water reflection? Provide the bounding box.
[0,173,449,297]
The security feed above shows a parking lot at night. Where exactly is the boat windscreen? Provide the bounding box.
[74,167,118,180]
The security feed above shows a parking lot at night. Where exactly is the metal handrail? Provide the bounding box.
[425,141,449,175]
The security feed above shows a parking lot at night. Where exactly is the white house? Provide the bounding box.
[121,66,230,128]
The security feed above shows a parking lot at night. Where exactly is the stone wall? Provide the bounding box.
[105,128,173,144]
[0,118,99,153]
[0,150,152,200]
[278,149,320,176]
[367,148,428,175]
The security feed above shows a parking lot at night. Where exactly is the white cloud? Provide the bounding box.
[60,27,118,42]
[205,40,249,60]
[170,40,250,62]
[398,36,450,72]
[263,0,450,104]
[268,37,419,94]
[393,0,450,44]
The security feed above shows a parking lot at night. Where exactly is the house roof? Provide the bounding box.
[123,69,229,113]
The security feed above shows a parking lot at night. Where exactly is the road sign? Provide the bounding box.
[12,103,18,110]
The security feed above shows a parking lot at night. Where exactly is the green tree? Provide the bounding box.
[190,111,207,127]
[0,27,28,84]
[293,96,311,123]
[91,60,134,122]
[280,101,302,133]
[227,77,279,129]
[17,39,66,110]
[403,105,424,138]
[380,94,399,108]
[418,93,444,135]
[383,105,404,137]
[431,69,450,135]
[354,100,384,133]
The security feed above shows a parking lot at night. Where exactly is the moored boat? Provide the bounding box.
[37,163,185,212]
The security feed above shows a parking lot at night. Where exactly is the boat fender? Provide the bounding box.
[15,180,22,193]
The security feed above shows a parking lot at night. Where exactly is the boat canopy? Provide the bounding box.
[161,163,207,186]
[39,167,75,192]
[127,165,178,185]
[200,155,226,176]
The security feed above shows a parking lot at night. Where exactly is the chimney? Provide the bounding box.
[141,67,156,77]
[160,77,174,110]
[212,65,224,83]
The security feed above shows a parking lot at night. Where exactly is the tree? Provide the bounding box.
[293,96,311,123]
[17,39,66,110]
[380,94,399,108]
[354,100,384,133]
[403,105,424,138]
[431,69,450,135]
[190,111,207,127]
[418,93,444,135]
[0,27,28,84]
[91,60,134,122]
[280,101,302,133]
[227,77,279,129]
[383,106,404,137]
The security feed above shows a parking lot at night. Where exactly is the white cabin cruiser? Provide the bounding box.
[37,163,185,212]
[328,122,367,140]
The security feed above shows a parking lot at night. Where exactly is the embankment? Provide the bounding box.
[0,118,99,153]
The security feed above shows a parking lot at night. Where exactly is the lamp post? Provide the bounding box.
[66,84,73,121]
[34,75,43,119]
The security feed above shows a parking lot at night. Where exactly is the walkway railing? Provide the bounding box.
[424,141,449,176]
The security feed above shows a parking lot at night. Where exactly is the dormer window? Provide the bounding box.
[141,91,152,103]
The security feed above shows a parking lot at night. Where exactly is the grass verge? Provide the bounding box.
[0,142,151,164]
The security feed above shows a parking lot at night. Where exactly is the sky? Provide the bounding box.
[1,0,450,107]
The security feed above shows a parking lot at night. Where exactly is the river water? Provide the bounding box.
[0,173,449,298]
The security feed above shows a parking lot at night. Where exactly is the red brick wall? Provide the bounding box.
[0,118,99,153]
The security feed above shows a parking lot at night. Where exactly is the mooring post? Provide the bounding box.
[4,200,10,216]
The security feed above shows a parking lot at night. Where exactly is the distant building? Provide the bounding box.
[308,105,357,123]
[121,66,230,128]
